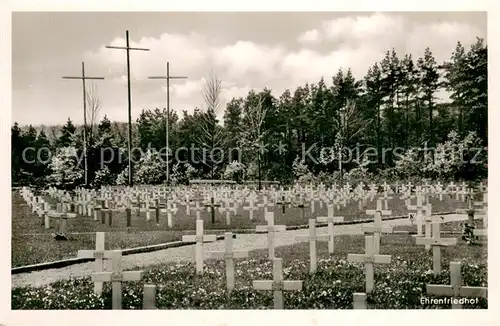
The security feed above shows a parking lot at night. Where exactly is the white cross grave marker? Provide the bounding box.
[208,232,248,291]
[295,219,329,273]
[426,262,487,309]
[243,194,259,221]
[252,258,302,309]
[77,232,112,295]
[416,221,456,274]
[218,199,234,226]
[317,204,344,254]
[347,235,392,293]
[182,219,217,274]
[407,194,426,236]
[256,211,286,260]
[363,199,393,254]
[91,251,143,310]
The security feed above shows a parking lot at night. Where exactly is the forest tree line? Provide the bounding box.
[11,39,487,188]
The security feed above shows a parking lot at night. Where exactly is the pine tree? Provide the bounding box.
[380,49,403,152]
[33,129,51,183]
[464,38,487,143]
[442,41,468,136]
[417,48,440,148]
[363,63,383,164]
[223,97,243,151]
[57,118,77,148]
[400,54,418,148]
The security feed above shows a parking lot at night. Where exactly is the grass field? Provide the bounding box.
[12,190,471,267]
[12,229,487,309]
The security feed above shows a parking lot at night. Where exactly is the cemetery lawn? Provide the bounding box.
[11,192,469,267]
[11,194,183,267]
[12,223,487,309]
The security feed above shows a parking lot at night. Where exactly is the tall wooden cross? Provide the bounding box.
[347,235,392,293]
[416,221,457,274]
[364,199,393,254]
[148,61,187,186]
[182,219,217,274]
[62,62,104,186]
[91,251,143,310]
[208,232,248,291]
[252,258,302,309]
[317,204,344,253]
[256,211,286,259]
[106,30,150,186]
[426,262,487,309]
[296,219,329,273]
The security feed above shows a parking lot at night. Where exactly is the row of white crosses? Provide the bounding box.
[29,179,460,231]
[176,210,302,309]
[27,182,370,236]
[51,181,484,309]
[80,227,482,310]
[44,180,476,230]
[22,187,78,235]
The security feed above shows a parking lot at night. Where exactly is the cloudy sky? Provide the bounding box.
[12,11,486,126]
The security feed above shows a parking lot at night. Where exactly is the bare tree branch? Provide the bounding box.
[85,81,101,145]
[202,69,223,116]
[334,99,371,145]
[195,69,226,178]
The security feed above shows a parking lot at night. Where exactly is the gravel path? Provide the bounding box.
[12,213,469,288]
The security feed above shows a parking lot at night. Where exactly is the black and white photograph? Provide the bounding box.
[3,6,496,321]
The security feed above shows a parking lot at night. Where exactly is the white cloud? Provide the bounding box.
[405,21,483,61]
[322,12,406,41]
[85,32,210,82]
[297,29,320,44]
[169,79,204,99]
[220,83,253,103]
[82,13,484,123]
[212,41,285,79]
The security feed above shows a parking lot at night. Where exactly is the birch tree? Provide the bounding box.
[85,81,101,147]
[241,93,267,189]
